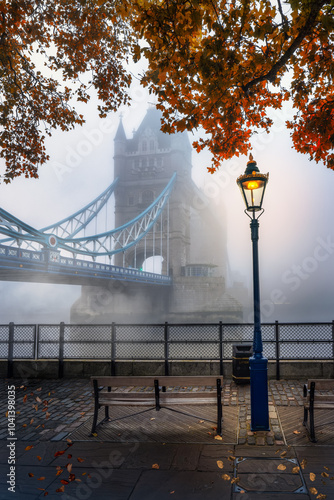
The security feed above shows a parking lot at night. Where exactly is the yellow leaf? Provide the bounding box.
[316,494,327,499]
[222,474,230,481]
[216,460,224,469]
[310,473,316,482]
[277,464,286,471]
[293,430,300,435]
[214,435,223,440]
[321,472,329,478]
[309,487,318,495]
[152,463,159,469]
[292,466,300,474]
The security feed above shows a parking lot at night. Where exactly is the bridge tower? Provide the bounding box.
[71,108,242,323]
[113,108,192,277]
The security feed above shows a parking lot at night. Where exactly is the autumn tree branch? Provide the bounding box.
[242,0,329,93]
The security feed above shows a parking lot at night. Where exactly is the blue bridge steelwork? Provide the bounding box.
[0,174,176,286]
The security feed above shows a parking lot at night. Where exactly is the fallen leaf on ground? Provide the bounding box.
[222,474,231,481]
[216,460,224,469]
[310,473,316,482]
[54,451,65,457]
[277,464,286,471]
[309,487,318,495]
[77,457,85,463]
[214,435,223,440]
[152,463,159,469]
[25,446,34,451]
[293,430,300,435]
[292,466,300,474]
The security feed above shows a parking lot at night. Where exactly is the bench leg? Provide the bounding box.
[309,407,316,442]
[303,407,308,427]
[216,378,222,436]
[91,379,100,436]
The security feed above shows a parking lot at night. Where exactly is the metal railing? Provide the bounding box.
[1,321,334,379]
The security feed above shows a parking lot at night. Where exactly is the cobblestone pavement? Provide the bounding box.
[0,378,308,445]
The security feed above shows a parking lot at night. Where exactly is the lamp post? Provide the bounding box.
[236,154,270,431]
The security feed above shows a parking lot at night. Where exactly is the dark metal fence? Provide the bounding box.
[1,321,334,379]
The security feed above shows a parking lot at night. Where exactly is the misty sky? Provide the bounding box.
[0,75,334,324]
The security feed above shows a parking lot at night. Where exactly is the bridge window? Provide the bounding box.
[182,265,216,277]
[141,141,147,152]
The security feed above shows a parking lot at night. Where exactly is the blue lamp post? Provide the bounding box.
[237,154,270,431]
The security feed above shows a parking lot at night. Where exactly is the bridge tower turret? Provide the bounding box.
[113,108,192,277]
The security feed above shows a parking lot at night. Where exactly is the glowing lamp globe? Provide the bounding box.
[237,154,269,212]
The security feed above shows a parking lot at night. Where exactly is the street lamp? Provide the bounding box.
[237,153,270,431]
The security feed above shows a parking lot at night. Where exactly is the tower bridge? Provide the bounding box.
[0,107,243,323]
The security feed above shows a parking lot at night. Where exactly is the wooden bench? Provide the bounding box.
[91,375,223,437]
[303,379,334,442]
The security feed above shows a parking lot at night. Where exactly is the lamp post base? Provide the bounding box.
[249,356,270,431]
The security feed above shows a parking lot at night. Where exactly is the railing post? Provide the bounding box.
[58,322,65,379]
[219,321,224,376]
[111,322,116,376]
[164,322,169,376]
[275,320,280,381]
[7,322,14,378]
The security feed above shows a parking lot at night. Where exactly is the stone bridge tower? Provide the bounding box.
[71,108,242,323]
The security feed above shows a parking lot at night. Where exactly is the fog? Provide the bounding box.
[0,82,333,324]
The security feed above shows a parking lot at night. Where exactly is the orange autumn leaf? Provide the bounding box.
[28,473,34,477]
[67,463,73,473]
[56,486,65,493]
[310,473,316,482]
[152,463,159,469]
[222,474,231,481]
[60,480,69,485]
[54,451,65,457]
[217,460,224,469]
[23,395,28,403]
[309,487,318,495]
[77,457,85,463]
[25,446,34,451]
[277,464,287,471]
[37,477,46,481]
[37,456,42,461]
[56,469,64,476]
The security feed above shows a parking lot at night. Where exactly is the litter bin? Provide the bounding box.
[232,344,253,384]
